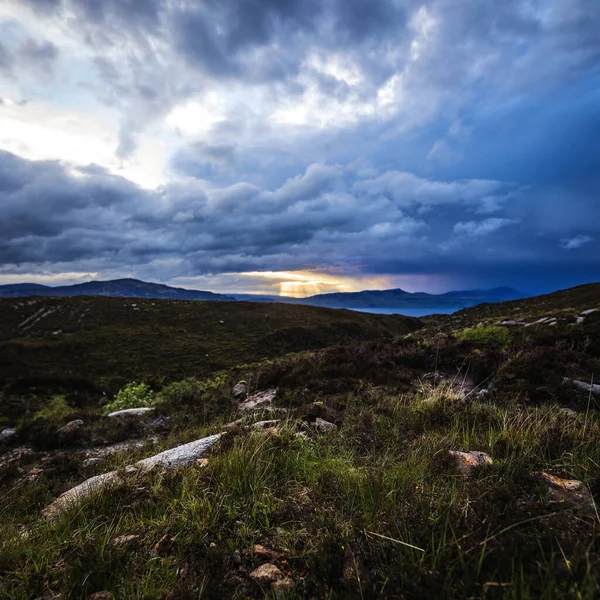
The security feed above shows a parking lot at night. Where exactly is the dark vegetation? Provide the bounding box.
[0,283,599,598]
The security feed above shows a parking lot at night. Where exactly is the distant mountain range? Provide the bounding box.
[0,278,525,310]
[0,279,235,302]
[232,286,526,309]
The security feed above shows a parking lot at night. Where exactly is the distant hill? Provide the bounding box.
[290,286,525,309]
[0,295,421,411]
[0,278,235,302]
[2,278,525,310]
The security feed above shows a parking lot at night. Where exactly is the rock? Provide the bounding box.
[83,457,103,468]
[233,381,248,398]
[559,407,578,416]
[249,563,285,585]
[497,320,523,326]
[253,544,283,561]
[89,592,114,600]
[313,418,337,434]
[238,389,277,412]
[107,407,155,418]
[136,433,221,470]
[42,433,222,518]
[564,378,600,395]
[57,419,84,436]
[232,549,242,565]
[449,450,493,476]
[42,470,124,518]
[525,316,554,327]
[534,472,596,514]
[111,534,140,548]
[0,428,16,443]
[581,308,598,316]
[271,578,295,598]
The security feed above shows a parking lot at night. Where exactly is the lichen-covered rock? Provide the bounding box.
[249,563,285,585]
[313,418,337,433]
[233,381,248,398]
[57,419,84,436]
[238,389,277,412]
[449,450,493,476]
[107,407,155,418]
[42,433,222,518]
[534,471,596,514]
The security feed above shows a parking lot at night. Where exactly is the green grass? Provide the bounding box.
[456,324,511,348]
[1,286,599,598]
[1,382,599,599]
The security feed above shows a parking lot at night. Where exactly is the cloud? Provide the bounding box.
[561,235,593,250]
[453,218,516,238]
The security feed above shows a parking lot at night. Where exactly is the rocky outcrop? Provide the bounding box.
[564,378,600,395]
[107,407,155,418]
[238,389,277,412]
[42,433,221,518]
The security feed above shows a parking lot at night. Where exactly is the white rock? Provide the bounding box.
[581,309,598,316]
[233,381,248,398]
[43,433,222,518]
[238,389,277,412]
[0,428,16,442]
[252,420,281,430]
[564,378,600,395]
[107,407,155,418]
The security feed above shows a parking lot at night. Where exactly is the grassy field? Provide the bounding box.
[0,296,420,423]
[1,285,600,598]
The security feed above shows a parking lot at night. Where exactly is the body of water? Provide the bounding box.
[345,307,461,317]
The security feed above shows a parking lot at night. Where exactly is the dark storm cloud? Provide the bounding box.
[1,150,598,292]
[3,0,600,291]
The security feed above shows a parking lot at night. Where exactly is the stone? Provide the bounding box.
[42,433,222,518]
[249,563,285,585]
[83,457,103,468]
[559,407,578,416]
[565,378,600,395]
[57,419,84,436]
[107,407,155,418]
[449,450,493,476]
[581,309,598,316]
[534,471,596,514]
[111,534,140,548]
[271,578,295,598]
[313,418,337,434]
[0,428,16,442]
[232,549,242,565]
[253,544,283,561]
[233,381,248,398]
[238,389,277,412]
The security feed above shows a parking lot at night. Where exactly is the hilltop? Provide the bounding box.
[1,277,525,311]
[1,284,599,599]
[0,278,234,302]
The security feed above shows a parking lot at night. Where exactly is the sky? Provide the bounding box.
[0,0,599,297]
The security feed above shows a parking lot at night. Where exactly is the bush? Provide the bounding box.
[456,324,510,348]
[104,381,155,414]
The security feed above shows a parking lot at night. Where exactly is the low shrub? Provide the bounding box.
[104,381,155,414]
[456,324,510,348]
